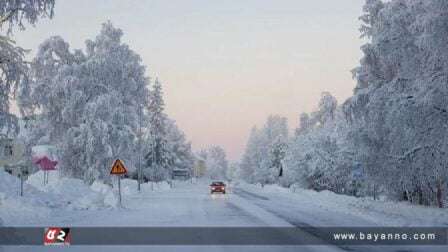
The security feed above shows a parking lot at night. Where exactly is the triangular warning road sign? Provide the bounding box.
[110,159,128,175]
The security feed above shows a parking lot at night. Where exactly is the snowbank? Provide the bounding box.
[238,182,448,227]
[0,167,177,226]
[0,171,52,225]
[254,183,290,194]
[0,170,121,225]
[0,169,175,225]
[26,170,110,210]
[120,179,171,196]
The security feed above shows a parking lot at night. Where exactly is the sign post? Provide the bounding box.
[110,159,128,205]
[118,174,121,203]
[20,172,24,196]
[32,156,57,186]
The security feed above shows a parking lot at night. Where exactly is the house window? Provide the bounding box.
[4,145,13,157]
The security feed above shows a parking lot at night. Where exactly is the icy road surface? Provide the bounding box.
[2,181,447,252]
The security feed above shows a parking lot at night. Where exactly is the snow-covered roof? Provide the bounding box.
[31,145,58,161]
[193,153,205,162]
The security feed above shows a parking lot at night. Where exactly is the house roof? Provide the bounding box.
[193,153,205,162]
[31,145,58,161]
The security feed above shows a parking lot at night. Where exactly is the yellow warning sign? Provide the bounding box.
[110,159,128,175]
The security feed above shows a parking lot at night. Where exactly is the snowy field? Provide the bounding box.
[1,171,447,251]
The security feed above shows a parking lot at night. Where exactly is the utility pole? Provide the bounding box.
[151,135,155,191]
[373,183,377,201]
[20,165,25,197]
[169,159,173,189]
[137,103,142,192]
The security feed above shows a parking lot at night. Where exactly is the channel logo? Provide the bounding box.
[44,227,71,245]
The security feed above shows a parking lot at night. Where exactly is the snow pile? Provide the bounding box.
[348,195,448,227]
[26,170,119,210]
[256,183,290,194]
[0,170,22,193]
[119,179,138,196]
[0,171,52,224]
[91,181,112,194]
[0,170,122,225]
[120,179,171,196]
[0,168,175,225]
[89,181,119,207]
[151,181,171,192]
[238,182,448,227]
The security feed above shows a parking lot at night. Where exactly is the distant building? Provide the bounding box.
[0,138,23,168]
[0,119,29,176]
[193,153,206,177]
[172,169,189,180]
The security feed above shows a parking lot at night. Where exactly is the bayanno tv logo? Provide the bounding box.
[44,227,71,245]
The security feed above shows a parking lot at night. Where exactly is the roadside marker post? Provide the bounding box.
[110,159,128,205]
[20,172,24,197]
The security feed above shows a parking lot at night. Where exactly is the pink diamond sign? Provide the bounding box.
[32,156,58,171]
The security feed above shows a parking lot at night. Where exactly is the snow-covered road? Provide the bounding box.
[2,181,339,252]
[2,181,447,252]
[13,181,301,227]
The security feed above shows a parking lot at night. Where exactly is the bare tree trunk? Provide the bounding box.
[373,184,377,200]
[405,189,412,203]
[418,188,423,205]
[436,180,443,208]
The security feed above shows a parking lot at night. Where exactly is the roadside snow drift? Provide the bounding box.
[238,182,448,227]
[0,170,171,225]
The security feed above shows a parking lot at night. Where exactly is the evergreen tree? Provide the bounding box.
[269,135,287,178]
[144,79,171,181]
[166,119,194,175]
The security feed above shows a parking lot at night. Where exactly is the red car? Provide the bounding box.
[210,182,226,194]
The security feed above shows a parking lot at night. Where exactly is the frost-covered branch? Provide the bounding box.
[0,0,55,34]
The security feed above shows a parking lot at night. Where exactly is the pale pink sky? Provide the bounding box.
[10,0,366,161]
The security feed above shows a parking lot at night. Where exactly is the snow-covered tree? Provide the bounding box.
[0,0,55,34]
[227,162,240,180]
[312,91,338,125]
[344,0,448,207]
[269,135,287,178]
[20,22,150,183]
[165,119,194,175]
[144,79,171,181]
[240,115,288,184]
[283,92,359,193]
[205,146,228,180]
[0,0,55,143]
[0,36,27,142]
[294,112,312,136]
[240,127,260,183]
[198,148,207,160]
